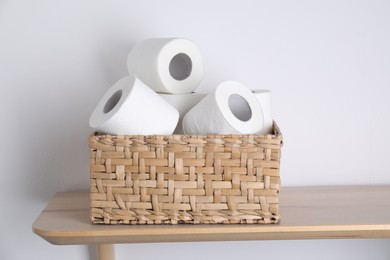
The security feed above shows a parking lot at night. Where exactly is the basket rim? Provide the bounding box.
[90,121,282,140]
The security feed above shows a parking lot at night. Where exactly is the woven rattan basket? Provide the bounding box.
[89,122,282,224]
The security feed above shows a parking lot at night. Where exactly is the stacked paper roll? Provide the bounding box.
[182,81,264,135]
[89,76,179,135]
[126,37,206,134]
[127,38,203,94]
[89,37,275,136]
[90,38,205,135]
[159,93,206,134]
[252,89,273,134]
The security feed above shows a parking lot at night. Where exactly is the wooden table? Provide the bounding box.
[32,185,390,260]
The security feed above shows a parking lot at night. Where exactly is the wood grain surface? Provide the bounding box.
[32,185,390,245]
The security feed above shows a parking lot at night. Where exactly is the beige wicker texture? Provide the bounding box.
[89,123,282,224]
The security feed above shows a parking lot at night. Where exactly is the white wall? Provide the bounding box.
[1,0,390,259]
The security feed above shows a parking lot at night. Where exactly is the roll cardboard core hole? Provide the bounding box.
[228,94,252,122]
[103,89,122,114]
[169,53,192,81]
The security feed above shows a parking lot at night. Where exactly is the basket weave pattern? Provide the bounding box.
[90,123,282,224]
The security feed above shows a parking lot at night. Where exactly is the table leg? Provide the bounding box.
[97,244,115,260]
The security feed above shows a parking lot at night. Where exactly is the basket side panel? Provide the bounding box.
[89,130,282,225]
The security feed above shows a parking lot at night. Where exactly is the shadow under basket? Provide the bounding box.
[89,122,283,224]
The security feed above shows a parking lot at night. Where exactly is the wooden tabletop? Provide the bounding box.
[32,185,390,245]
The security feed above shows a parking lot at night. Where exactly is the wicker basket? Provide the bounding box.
[89,122,282,224]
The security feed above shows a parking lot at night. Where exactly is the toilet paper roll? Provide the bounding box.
[182,81,263,135]
[127,38,203,94]
[159,93,206,134]
[252,89,273,134]
[89,76,179,135]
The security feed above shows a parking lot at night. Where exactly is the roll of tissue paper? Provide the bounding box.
[159,93,206,134]
[89,76,179,135]
[252,89,273,134]
[182,81,263,135]
[127,38,203,94]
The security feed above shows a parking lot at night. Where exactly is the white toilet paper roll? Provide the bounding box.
[89,76,179,135]
[159,93,206,134]
[252,89,273,134]
[182,81,263,135]
[127,38,203,94]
